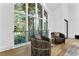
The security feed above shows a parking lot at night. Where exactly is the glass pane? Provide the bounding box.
[14,12,26,22]
[28,3,35,16]
[37,19,43,35]
[37,3,42,18]
[14,32,26,45]
[14,3,27,45]
[43,10,48,37]
[28,16,35,39]
[14,3,26,13]
[44,10,48,19]
[43,20,48,37]
[14,3,26,32]
[14,21,26,32]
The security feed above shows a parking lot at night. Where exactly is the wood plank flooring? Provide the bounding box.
[0,44,31,56]
[0,39,79,56]
[51,39,79,56]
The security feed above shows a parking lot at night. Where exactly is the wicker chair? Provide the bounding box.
[31,37,51,56]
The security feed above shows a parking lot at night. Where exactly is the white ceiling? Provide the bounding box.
[45,3,62,11]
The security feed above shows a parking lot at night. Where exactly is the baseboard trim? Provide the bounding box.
[0,46,14,52]
[0,42,31,52]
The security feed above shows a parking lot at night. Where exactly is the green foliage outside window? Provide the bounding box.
[14,3,26,12]
[28,3,35,16]
[14,32,26,44]
[14,3,26,45]
[37,3,42,18]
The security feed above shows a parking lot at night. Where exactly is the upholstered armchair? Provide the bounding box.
[31,35,51,56]
[51,32,65,44]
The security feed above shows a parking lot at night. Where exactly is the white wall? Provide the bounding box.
[48,4,69,38]
[68,3,79,38]
[0,3,14,52]
[48,3,79,39]
[48,12,54,38]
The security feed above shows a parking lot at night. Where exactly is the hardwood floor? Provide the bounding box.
[0,39,79,56]
[51,39,79,56]
[0,44,31,56]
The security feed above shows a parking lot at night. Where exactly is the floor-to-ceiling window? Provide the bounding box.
[14,3,48,45]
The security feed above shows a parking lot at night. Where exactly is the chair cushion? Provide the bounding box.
[54,32,59,37]
[35,35,42,40]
